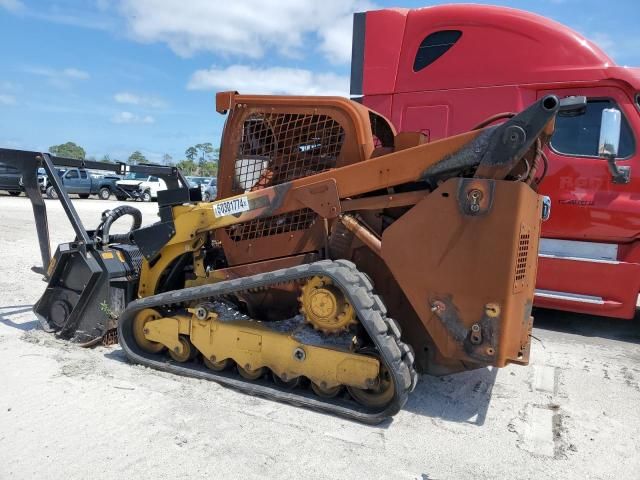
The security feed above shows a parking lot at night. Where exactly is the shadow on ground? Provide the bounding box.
[404,367,497,425]
[533,307,640,344]
[104,348,128,363]
[103,343,496,426]
[0,305,38,331]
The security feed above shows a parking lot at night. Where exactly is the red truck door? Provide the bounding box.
[534,86,640,318]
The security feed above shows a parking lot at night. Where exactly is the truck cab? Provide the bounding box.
[116,173,167,202]
[0,164,23,196]
[46,168,120,200]
[352,4,640,319]
[58,168,91,195]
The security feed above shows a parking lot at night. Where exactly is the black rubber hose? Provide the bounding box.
[98,205,142,244]
[472,112,516,130]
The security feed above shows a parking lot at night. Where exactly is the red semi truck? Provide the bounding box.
[350,4,640,319]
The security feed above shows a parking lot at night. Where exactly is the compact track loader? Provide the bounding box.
[1,92,583,423]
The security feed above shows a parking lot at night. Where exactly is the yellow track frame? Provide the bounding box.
[142,311,380,389]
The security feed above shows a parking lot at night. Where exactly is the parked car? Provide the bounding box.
[0,164,22,196]
[202,177,217,202]
[186,175,212,197]
[45,168,119,200]
[116,172,167,202]
[37,167,48,192]
[186,176,210,188]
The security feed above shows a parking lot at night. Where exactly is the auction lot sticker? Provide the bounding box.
[213,196,250,217]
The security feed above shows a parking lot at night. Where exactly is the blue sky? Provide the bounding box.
[0,0,638,163]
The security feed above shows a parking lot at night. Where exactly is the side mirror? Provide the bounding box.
[599,108,630,184]
[599,108,621,157]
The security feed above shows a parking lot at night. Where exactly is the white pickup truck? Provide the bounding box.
[116,173,167,202]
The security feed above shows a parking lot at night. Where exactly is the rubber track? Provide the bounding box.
[117,259,418,424]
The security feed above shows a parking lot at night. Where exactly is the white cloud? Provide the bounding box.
[63,68,90,80]
[0,81,18,91]
[0,139,24,149]
[0,1,115,30]
[95,0,111,11]
[0,0,24,13]
[25,66,90,80]
[0,94,16,106]
[318,5,368,64]
[119,0,373,64]
[577,31,640,65]
[112,111,155,124]
[187,65,349,96]
[114,91,166,108]
[23,66,90,89]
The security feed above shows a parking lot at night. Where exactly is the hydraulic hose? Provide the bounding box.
[95,205,142,245]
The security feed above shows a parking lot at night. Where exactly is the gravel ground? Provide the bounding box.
[0,194,639,480]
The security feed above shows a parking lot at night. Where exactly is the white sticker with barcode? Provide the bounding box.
[213,196,250,217]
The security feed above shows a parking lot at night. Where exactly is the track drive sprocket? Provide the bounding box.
[299,275,357,334]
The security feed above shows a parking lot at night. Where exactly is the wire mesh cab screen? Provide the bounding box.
[233,112,345,194]
[214,93,385,262]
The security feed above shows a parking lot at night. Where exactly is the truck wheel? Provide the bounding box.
[79,194,90,199]
[98,187,111,200]
[8,191,21,197]
[141,191,152,202]
[203,192,210,202]
[46,186,58,200]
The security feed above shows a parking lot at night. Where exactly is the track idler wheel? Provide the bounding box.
[311,381,342,399]
[132,308,165,354]
[346,351,395,409]
[168,336,196,363]
[237,364,265,380]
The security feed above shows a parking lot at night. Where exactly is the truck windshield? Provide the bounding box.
[124,173,148,180]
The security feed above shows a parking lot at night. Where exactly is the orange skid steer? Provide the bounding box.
[0,92,584,423]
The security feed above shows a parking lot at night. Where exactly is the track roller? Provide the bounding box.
[311,382,342,399]
[203,356,231,372]
[168,336,196,363]
[237,364,266,380]
[272,372,302,390]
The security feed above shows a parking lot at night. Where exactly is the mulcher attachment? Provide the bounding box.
[0,148,188,344]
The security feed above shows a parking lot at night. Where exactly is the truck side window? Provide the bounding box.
[0,165,18,173]
[149,176,159,182]
[66,170,79,179]
[551,99,635,158]
[80,171,88,179]
[413,30,462,72]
